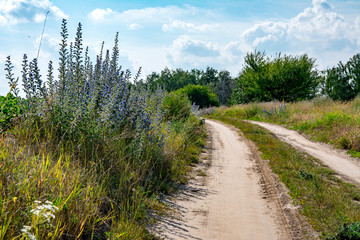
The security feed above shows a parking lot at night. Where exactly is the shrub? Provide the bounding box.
[175,84,220,108]
[231,51,320,104]
[0,93,22,131]
[162,92,191,121]
[330,222,360,240]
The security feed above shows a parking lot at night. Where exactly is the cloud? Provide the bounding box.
[227,0,360,61]
[34,33,59,48]
[88,5,215,25]
[162,19,215,32]
[88,8,113,21]
[0,0,68,26]
[168,35,220,57]
[126,23,142,30]
[166,35,226,69]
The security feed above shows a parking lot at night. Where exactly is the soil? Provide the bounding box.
[151,119,316,239]
[247,120,360,186]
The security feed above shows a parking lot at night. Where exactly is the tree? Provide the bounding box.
[175,84,219,108]
[231,51,320,104]
[216,70,234,105]
[325,53,360,101]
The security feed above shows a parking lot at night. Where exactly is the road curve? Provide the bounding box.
[152,119,292,239]
[247,120,360,186]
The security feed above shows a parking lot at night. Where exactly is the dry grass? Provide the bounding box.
[207,96,360,157]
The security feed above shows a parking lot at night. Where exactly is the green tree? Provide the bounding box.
[325,53,360,101]
[231,51,319,104]
[175,84,219,108]
[216,70,234,105]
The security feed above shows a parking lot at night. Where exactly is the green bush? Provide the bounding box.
[0,93,22,131]
[330,222,360,240]
[175,84,220,108]
[231,51,320,104]
[162,92,192,121]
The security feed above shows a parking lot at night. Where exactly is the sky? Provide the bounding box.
[0,0,359,95]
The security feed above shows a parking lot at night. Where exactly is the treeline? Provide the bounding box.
[142,51,360,107]
[142,67,234,106]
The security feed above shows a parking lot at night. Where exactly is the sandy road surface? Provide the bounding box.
[152,119,294,239]
[247,120,360,186]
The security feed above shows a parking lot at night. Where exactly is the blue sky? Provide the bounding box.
[0,0,359,95]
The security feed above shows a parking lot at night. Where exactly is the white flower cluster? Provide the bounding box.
[21,200,59,240]
[30,200,59,223]
[20,225,36,240]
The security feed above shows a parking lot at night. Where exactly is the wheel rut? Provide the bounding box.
[151,119,314,239]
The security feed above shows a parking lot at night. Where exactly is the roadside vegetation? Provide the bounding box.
[207,97,360,158]
[203,51,360,238]
[206,115,360,239]
[2,12,360,239]
[0,20,206,239]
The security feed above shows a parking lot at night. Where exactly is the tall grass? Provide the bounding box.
[1,19,205,239]
[207,97,360,157]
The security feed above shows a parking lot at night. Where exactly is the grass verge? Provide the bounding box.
[208,115,360,239]
[206,97,360,158]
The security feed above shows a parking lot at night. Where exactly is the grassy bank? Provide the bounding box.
[207,97,360,158]
[0,20,206,239]
[1,110,206,240]
[207,115,360,239]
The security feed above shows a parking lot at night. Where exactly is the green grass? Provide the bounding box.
[208,115,360,239]
[207,97,360,158]
[0,115,206,239]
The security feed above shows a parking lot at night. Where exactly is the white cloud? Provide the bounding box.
[88,8,113,21]
[162,19,215,32]
[34,33,60,48]
[88,5,215,25]
[168,35,220,58]
[166,35,227,69]
[126,23,142,30]
[0,0,68,26]
[225,0,360,68]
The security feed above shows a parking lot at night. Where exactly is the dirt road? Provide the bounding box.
[152,119,297,239]
[247,120,360,186]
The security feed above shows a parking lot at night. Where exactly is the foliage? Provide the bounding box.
[162,92,192,121]
[330,222,360,240]
[0,93,22,131]
[205,96,360,160]
[175,84,220,108]
[325,53,360,101]
[146,67,234,106]
[230,50,320,104]
[1,19,205,239]
[5,56,19,97]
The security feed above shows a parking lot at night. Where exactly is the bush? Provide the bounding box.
[0,93,22,131]
[231,51,320,104]
[330,222,360,240]
[162,92,192,121]
[175,84,220,108]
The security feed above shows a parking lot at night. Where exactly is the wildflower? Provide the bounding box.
[21,225,36,240]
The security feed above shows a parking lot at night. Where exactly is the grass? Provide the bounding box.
[207,116,360,239]
[1,20,208,239]
[0,112,206,239]
[208,96,360,158]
